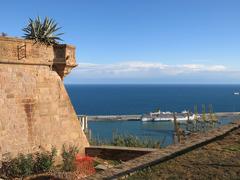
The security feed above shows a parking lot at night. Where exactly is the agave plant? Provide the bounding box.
[22,16,63,45]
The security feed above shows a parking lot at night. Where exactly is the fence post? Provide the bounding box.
[82,116,85,131]
[88,129,92,140]
[85,116,88,130]
[187,111,190,132]
[173,113,180,143]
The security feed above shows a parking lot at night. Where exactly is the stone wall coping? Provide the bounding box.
[0,36,75,48]
[0,36,77,78]
[86,146,157,152]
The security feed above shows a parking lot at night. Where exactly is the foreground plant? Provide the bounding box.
[34,147,57,173]
[1,154,34,178]
[22,16,63,45]
[0,148,56,178]
[90,133,162,148]
[61,145,79,171]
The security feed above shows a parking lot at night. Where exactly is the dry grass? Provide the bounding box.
[127,127,240,180]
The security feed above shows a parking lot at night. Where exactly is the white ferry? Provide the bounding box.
[141,115,153,122]
[141,110,197,122]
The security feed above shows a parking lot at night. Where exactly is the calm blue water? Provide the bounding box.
[66,84,240,115]
[87,117,237,147]
[65,84,240,145]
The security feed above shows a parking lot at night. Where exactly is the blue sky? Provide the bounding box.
[1,0,240,84]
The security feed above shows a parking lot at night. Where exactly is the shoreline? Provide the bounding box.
[81,112,240,121]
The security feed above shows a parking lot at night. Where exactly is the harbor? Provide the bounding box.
[78,111,240,145]
[79,112,240,148]
[84,111,240,121]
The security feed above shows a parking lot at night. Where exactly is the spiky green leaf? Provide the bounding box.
[22,16,64,45]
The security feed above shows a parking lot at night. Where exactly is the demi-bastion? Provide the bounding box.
[0,36,89,161]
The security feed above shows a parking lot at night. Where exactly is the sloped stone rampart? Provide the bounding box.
[0,37,89,161]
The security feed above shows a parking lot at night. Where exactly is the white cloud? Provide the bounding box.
[64,61,240,84]
[75,61,228,76]
[180,64,226,72]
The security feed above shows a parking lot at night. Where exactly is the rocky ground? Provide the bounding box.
[127,128,240,180]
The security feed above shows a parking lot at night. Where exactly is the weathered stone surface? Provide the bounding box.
[0,37,89,161]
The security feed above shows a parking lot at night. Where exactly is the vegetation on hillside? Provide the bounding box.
[0,145,90,179]
[90,132,163,148]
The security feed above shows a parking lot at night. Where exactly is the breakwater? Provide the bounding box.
[85,112,240,121]
[87,114,141,121]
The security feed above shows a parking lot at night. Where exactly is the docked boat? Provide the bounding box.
[176,115,188,121]
[141,115,153,122]
[141,109,197,122]
[176,110,197,121]
[153,114,173,121]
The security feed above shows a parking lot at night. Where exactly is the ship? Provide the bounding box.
[141,110,197,122]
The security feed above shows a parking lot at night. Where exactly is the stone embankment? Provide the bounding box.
[86,120,240,179]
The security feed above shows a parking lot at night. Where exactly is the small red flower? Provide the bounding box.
[75,154,96,176]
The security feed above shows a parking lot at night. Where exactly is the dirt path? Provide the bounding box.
[127,128,240,180]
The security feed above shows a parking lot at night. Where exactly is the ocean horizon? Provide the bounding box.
[65,84,240,116]
[65,84,240,144]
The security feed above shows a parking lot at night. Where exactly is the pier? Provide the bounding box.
[82,112,240,121]
[87,114,141,121]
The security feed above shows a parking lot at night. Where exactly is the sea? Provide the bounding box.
[65,84,240,146]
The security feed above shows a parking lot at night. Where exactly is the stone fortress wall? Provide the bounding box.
[0,37,89,161]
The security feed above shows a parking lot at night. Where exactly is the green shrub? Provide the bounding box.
[112,133,161,148]
[90,133,162,148]
[33,147,56,173]
[2,154,34,178]
[89,136,109,146]
[61,145,79,172]
[1,148,57,178]
[112,134,141,147]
